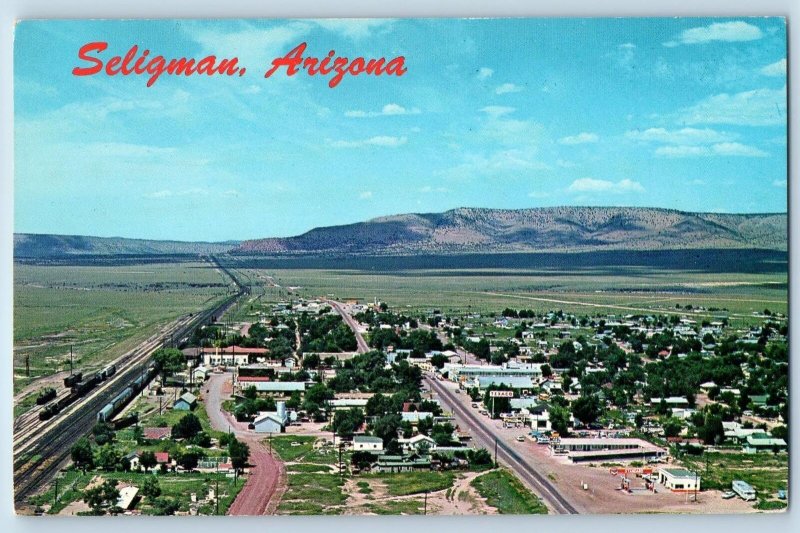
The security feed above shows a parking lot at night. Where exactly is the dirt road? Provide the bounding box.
[204,373,285,515]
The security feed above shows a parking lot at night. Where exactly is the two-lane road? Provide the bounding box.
[425,375,580,514]
[326,300,369,353]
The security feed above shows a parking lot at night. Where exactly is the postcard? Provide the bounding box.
[12,18,788,516]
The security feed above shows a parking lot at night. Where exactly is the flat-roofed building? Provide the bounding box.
[657,468,700,492]
[551,437,666,463]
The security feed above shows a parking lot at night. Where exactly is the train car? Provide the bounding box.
[35,387,56,405]
[71,373,101,395]
[38,405,56,421]
[63,372,83,388]
[101,364,117,379]
[113,413,139,430]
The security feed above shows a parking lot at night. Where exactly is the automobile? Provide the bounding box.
[722,491,736,500]
[536,436,550,444]
[743,410,753,416]
[471,403,478,408]
[777,490,787,500]
[516,435,526,442]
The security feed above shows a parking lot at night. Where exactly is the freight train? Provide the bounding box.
[96,362,159,422]
[37,363,126,421]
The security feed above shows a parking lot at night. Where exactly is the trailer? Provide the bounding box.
[732,480,757,501]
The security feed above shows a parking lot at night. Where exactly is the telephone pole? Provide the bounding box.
[494,437,499,466]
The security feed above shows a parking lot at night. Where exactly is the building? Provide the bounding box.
[116,486,139,511]
[732,480,757,501]
[240,381,307,394]
[551,437,667,463]
[252,402,289,433]
[401,411,433,424]
[399,434,436,453]
[657,468,700,492]
[173,392,197,411]
[372,454,432,473]
[328,398,370,411]
[743,433,787,453]
[477,376,534,391]
[353,435,384,452]
[202,346,268,367]
[143,427,171,440]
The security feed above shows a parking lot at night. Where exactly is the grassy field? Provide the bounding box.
[13,261,232,394]
[31,470,242,515]
[680,451,789,497]
[363,471,456,496]
[224,264,786,327]
[471,468,549,514]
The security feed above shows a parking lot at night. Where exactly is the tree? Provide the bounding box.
[351,451,377,470]
[172,413,202,440]
[93,422,116,446]
[131,425,144,445]
[153,348,186,382]
[662,417,683,438]
[431,423,457,447]
[96,444,121,471]
[229,438,250,474]
[152,497,180,516]
[372,413,402,446]
[541,364,553,378]
[549,405,571,436]
[141,476,161,499]
[83,479,119,515]
[140,450,158,472]
[177,451,199,471]
[430,354,448,369]
[71,437,94,472]
[467,448,493,467]
[332,408,365,438]
[302,353,321,369]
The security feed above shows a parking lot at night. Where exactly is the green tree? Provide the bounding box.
[70,437,94,472]
[152,497,180,516]
[549,405,571,436]
[177,451,199,471]
[662,417,683,438]
[83,479,119,515]
[153,348,186,382]
[95,444,121,471]
[141,476,161,499]
[229,438,250,474]
[571,395,603,425]
[172,413,202,440]
[332,408,365,438]
[139,450,157,472]
[131,425,144,445]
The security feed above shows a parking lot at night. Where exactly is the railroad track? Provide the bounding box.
[13,256,247,509]
[425,376,579,515]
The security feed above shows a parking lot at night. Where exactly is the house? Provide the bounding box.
[750,395,769,408]
[353,435,384,452]
[401,411,433,424]
[143,427,171,440]
[657,468,700,493]
[116,486,139,511]
[743,433,787,453]
[252,401,289,434]
[202,346,268,366]
[155,452,171,468]
[192,365,210,382]
[528,403,553,431]
[173,392,197,411]
[240,381,307,394]
[399,434,436,453]
[649,396,690,407]
[372,454,432,473]
[328,398,370,411]
[125,451,140,470]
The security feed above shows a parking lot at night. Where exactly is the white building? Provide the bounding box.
[353,435,384,452]
[657,468,700,493]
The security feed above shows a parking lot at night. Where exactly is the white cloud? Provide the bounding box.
[328,136,408,148]
[528,191,551,198]
[477,67,494,79]
[144,187,229,199]
[313,19,393,39]
[558,132,599,145]
[190,21,311,68]
[556,159,576,168]
[773,179,787,188]
[442,149,548,180]
[679,86,786,126]
[655,142,768,158]
[625,127,734,145]
[619,43,636,49]
[495,83,523,95]
[568,178,644,194]
[420,185,450,194]
[480,106,515,118]
[665,21,763,46]
[711,142,768,157]
[359,191,373,200]
[345,103,421,118]
[760,58,786,77]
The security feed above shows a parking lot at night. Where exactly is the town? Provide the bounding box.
[23,292,788,515]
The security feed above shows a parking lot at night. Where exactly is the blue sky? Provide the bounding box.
[14,18,787,241]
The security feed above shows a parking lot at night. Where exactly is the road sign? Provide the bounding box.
[489,390,514,398]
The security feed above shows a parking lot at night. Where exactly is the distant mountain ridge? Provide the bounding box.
[14,233,238,258]
[233,207,787,255]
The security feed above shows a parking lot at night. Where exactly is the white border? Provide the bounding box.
[0,2,795,533]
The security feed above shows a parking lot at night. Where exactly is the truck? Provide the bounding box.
[732,480,757,501]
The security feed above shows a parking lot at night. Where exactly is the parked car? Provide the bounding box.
[722,491,736,500]
[516,435,526,442]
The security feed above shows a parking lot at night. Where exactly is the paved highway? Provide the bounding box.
[425,375,580,514]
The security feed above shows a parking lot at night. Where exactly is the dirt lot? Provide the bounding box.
[433,378,758,514]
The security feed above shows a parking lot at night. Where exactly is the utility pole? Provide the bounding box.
[215,476,220,515]
[70,345,73,374]
[494,437,498,466]
[423,490,428,515]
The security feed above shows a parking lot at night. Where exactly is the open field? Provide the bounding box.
[471,468,549,514]
[13,261,232,394]
[222,262,786,326]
